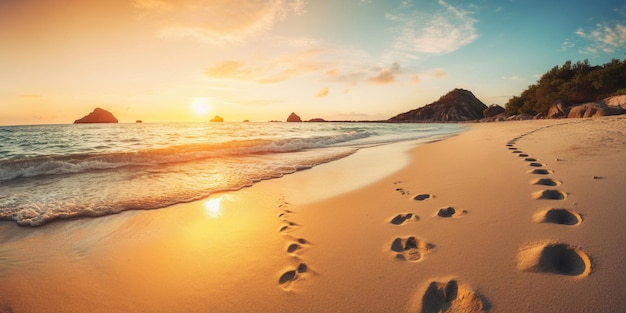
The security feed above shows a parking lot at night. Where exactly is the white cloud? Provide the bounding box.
[391,0,478,55]
[576,23,626,54]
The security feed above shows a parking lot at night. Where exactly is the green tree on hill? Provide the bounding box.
[505,58,626,116]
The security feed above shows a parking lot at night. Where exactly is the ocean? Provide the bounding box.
[0,122,465,226]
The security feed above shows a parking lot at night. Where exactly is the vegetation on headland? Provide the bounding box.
[505,58,626,116]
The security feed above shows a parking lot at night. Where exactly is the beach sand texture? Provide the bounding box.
[1,116,625,312]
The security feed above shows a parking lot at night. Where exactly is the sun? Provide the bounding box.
[191,97,211,116]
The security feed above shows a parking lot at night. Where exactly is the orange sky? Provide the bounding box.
[1,0,624,125]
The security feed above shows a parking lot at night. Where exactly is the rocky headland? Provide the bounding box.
[388,89,488,122]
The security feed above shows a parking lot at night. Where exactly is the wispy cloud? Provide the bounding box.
[205,48,328,84]
[391,0,478,55]
[369,62,401,85]
[316,87,329,97]
[205,61,257,80]
[135,0,305,45]
[576,22,626,55]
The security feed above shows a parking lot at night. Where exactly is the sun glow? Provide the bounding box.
[191,98,211,116]
[204,196,223,218]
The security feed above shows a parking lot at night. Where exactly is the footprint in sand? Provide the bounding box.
[278,263,309,286]
[415,279,488,313]
[393,181,411,195]
[278,209,293,218]
[414,194,433,201]
[528,168,554,175]
[533,208,582,226]
[528,162,545,168]
[277,204,313,289]
[286,238,309,254]
[279,221,300,233]
[390,213,420,225]
[531,178,562,186]
[517,242,591,277]
[278,207,300,233]
[390,236,434,261]
[436,207,467,218]
[532,189,567,200]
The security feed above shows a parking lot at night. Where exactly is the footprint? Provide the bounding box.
[417,279,487,313]
[532,189,567,200]
[279,221,300,233]
[279,270,297,284]
[390,213,420,225]
[528,169,554,175]
[517,242,591,277]
[396,188,409,195]
[518,153,529,157]
[287,243,300,253]
[528,162,544,167]
[531,178,562,187]
[524,157,538,162]
[390,236,434,262]
[436,207,467,218]
[278,209,293,218]
[512,150,523,154]
[286,238,309,254]
[533,209,582,226]
[414,194,433,201]
[278,263,309,286]
[394,181,410,195]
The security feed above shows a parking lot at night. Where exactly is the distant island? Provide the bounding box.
[74,108,118,124]
[210,115,224,122]
[286,112,302,122]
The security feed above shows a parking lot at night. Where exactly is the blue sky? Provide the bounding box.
[1,0,625,124]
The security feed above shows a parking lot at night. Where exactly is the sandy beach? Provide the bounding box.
[1,116,625,312]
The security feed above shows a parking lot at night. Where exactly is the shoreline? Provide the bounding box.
[1,117,625,312]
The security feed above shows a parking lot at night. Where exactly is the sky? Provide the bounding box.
[1,0,625,125]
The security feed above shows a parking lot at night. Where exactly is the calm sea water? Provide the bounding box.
[0,122,465,225]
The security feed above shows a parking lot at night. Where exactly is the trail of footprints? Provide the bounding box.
[277,202,311,289]
[273,126,594,307]
[506,131,592,278]
[391,183,487,312]
[390,182,469,262]
[391,125,594,311]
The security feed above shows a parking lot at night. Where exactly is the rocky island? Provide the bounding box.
[210,115,224,122]
[286,112,302,122]
[74,108,118,124]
